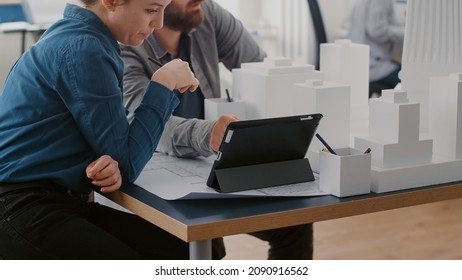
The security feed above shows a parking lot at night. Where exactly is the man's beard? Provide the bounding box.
[164,0,205,33]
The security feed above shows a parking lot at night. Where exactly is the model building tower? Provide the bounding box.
[355,89,433,169]
[232,57,323,119]
[293,79,350,159]
[320,39,369,124]
[429,73,462,160]
[400,0,462,131]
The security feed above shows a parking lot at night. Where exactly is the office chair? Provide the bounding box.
[368,82,388,98]
[307,0,327,70]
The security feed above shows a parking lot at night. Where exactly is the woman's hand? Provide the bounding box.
[210,114,240,152]
[86,155,122,193]
[151,59,199,93]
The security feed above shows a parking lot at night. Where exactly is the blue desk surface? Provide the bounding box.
[114,180,462,241]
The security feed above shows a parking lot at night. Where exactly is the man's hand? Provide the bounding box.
[210,114,240,152]
[86,155,122,193]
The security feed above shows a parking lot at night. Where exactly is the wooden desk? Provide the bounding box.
[103,180,462,259]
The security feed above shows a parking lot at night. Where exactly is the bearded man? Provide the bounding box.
[120,0,314,260]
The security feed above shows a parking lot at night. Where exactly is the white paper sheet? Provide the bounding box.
[135,153,329,200]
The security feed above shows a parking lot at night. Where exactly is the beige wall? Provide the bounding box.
[0,0,20,4]
[0,0,64,89]
[0,0,352,88]
[0,33,35,90]
[1,0,22,89]
[215,0,350,64]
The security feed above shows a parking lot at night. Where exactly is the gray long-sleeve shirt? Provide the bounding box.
[121,0,265,158]
[347,0,405,82]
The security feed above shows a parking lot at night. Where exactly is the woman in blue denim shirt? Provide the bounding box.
[0,0,202,259]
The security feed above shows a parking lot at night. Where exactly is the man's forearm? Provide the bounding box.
[157,116,216,158]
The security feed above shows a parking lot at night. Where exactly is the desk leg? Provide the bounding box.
[21,31,26,54]
[189,240,212,260]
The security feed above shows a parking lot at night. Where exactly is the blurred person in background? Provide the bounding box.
[347,0,405,98]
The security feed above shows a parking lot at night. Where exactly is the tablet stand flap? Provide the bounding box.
[213,158,314,193]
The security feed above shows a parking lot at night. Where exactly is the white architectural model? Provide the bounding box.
[320,39,369,128]
[232,57,323,119]
[400,0,462,131]
[292,79,350,171]
[429,73,462,160]
[232,57,353,173]
[355,90,433,169]
[293,79,350,150]
[355,85,462,193]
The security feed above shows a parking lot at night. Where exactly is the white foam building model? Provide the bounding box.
[429,73,462,160]
[292,79,351,171]
[355,84,462,193]
[400,0,462,132]
[356,89,433,168]
[351,0,462,193]
[232,57,323,119]
[320,39,370,133]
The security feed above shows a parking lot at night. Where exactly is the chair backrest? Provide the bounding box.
[306,0,327,69]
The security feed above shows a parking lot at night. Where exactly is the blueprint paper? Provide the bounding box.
[135,153,328,200]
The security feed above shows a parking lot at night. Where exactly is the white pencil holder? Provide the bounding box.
[319,148,371,197]
[204,98,246,121]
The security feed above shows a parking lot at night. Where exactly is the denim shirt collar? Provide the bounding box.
[63,4,120,52]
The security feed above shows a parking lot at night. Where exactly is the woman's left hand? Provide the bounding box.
[86,155,122,193]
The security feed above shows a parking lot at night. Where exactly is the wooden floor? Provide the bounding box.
[223,197,462,259]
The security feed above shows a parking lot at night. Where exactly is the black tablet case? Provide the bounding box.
[207,114,323,193]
